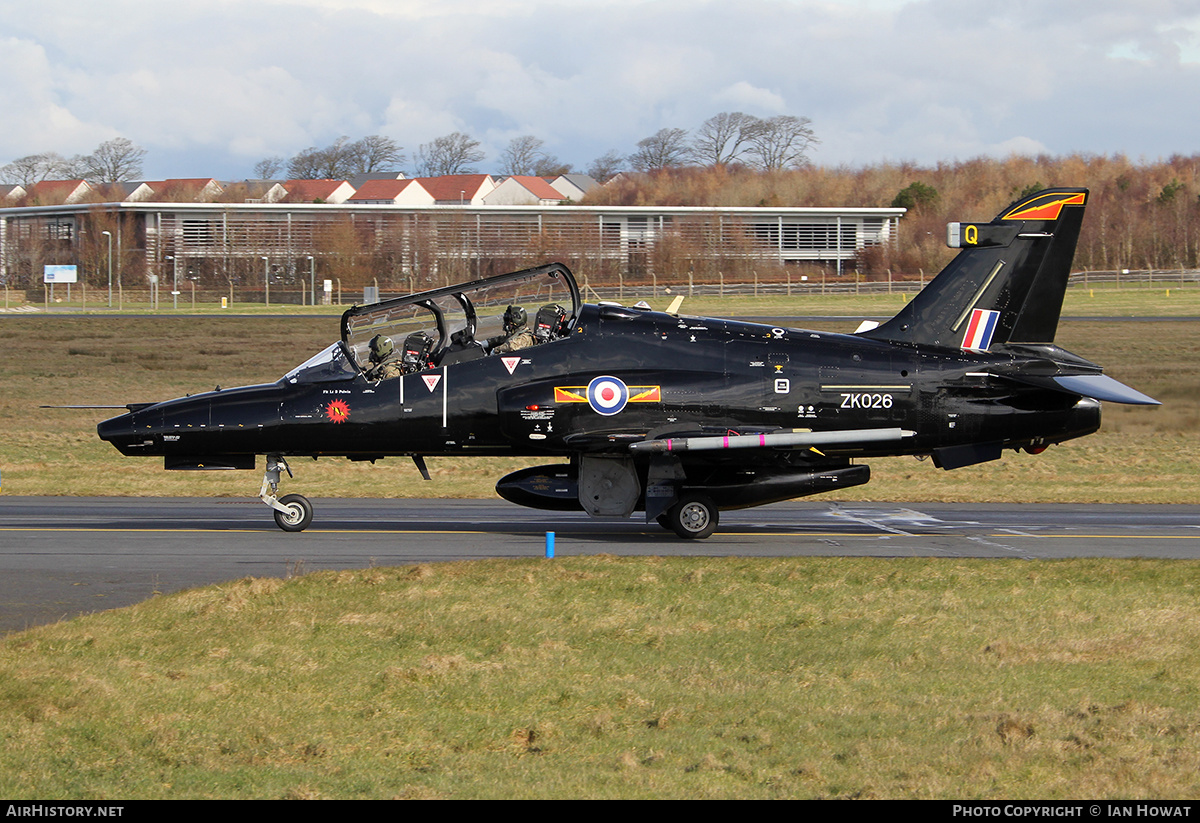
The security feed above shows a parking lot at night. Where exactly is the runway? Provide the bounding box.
[1,496,1198,633]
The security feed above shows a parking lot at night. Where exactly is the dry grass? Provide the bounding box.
[2,556,1199,799]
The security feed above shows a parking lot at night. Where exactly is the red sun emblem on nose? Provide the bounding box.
[325,399,351,423]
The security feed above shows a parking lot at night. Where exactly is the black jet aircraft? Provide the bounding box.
[99,187,1158,538]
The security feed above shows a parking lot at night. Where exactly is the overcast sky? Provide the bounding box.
[3,0,1199,180]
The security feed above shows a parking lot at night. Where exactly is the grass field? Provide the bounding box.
[10,279,1200,318]
[2,556,1199,799]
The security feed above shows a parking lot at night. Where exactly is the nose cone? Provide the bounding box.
[97,383,289,459]
[98,406,162,455]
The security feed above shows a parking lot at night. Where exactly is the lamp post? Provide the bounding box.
[262,256,269,308]
[307,255,315,306]
[101,231,112,308]
[164,256,172,311]
[166,255,179,310]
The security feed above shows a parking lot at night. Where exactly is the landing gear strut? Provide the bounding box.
[260,454,313,532]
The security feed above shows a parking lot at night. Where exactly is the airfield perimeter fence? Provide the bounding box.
[13,268,1199,311]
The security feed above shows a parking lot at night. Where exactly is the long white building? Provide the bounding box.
[0,200,905,290]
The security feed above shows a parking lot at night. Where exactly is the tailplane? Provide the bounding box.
[861,188,1088,349]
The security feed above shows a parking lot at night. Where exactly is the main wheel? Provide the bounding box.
[667,494,718,540]
[273,493,313,532]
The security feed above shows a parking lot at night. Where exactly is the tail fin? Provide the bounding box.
[861,188,1088,349]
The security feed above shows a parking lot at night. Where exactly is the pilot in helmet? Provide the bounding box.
[488,305,535,354]
[365,334,403,380]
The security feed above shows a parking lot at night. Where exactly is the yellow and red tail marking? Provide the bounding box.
[1002,191,1087,221]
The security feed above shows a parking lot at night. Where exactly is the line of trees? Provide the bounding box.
[623,113,819,173]
[256,135,407,180]
[1,138,147,186]
[260,111,819,182]
[1,110,818,190]
[580,152,1200,277]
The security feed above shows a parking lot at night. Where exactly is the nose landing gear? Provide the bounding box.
[260,454,313,532]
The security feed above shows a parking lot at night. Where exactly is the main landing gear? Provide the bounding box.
[657,493,719,540]
[260,454,313,532]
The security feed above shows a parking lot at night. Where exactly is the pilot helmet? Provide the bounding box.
[503,305,527,332]
[368,334,394,361]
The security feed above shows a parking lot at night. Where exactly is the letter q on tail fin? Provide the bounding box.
[861,188,1089,350]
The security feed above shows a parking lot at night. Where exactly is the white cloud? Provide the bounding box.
[715,82,786,113]
[1,0,1198,177]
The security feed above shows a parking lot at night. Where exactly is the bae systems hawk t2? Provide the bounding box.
[99,188,1158,538]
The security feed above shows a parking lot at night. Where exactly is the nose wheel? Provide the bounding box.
[260,454,313,532]
[272,493,313,532]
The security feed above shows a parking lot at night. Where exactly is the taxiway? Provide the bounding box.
[1,497,1197,633]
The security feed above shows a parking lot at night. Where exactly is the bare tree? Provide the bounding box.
[499,135,570,177]
[0,152,68,186]
[587,150,625,183]
[533,155,572,177]
[746,115,818,171]
[415,132,485,177]
[692,112,762,167]
[56,153,93,180]
[83,138,147,183]
[253,156,285,178]
[349,135,404,174]
[501,135,546,176]
[285,137,356,179]
[286,146,327,179]
[627,128,692,172]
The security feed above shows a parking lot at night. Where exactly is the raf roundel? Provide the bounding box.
[586,375,630,416]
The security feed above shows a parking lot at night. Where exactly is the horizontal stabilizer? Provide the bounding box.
[990,370,1161,405]
[1052,374,1160,405]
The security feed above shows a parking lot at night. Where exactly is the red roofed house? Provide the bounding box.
[411,174,495,205]
[0,184,27,203]
[282,179,356,204]
[346,178,434,205]
[99,181,155,201]
[483,175,570,206]
[143,178,225,202]
[25,179,95,205]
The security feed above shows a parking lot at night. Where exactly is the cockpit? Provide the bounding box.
[339,262,581,379]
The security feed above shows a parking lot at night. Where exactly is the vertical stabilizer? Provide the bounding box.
[861,188,1088,349]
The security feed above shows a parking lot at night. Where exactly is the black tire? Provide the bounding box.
[273,494,313,532]
[655,513,671,530]
[667,494,718,540]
